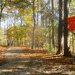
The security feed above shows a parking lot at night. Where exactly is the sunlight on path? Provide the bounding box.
[5,47,25,62]
[0,47,46,75]
[0,47,75,75]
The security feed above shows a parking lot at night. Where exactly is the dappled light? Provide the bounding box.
[0,0,75,75]
[0,47,75,74]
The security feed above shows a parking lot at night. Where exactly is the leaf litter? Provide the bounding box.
[0,46,75,75]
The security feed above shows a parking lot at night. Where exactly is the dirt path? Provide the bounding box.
[0,47,75,75]
[0,47,46,75]
[5,47,25,62]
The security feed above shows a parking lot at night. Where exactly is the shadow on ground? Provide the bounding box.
[0,47,74,75]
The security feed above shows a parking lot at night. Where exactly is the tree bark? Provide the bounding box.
[51,0,55,47]
[64,0,70,56]
[32,0,36,49]
[57,0,62,54]
[0,0,4,28]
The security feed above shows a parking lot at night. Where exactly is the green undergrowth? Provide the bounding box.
[43,43,57,54]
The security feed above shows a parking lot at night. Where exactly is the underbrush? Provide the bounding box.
[43,43,57,54]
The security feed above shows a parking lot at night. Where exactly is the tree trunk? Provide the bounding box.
[64,0,71,56]
[51,0,54,47]
[57,0,63,54]
[0,0,4,28]
[32,0,36,49]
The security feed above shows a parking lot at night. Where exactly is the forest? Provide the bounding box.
[0,0,75,74]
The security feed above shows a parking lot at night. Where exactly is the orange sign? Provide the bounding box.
[68,16,75,31]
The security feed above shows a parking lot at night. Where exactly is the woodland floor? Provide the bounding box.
[0,46,75,75]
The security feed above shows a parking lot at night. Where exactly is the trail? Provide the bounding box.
[0,47,75,75]
[0,47,46,75]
